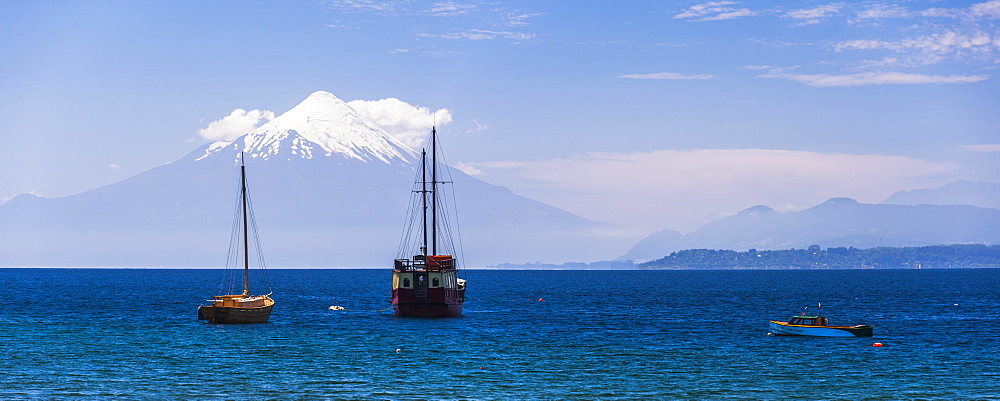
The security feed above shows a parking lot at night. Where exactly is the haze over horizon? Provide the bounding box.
[2,1,998,235]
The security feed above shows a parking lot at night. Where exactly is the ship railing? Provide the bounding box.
[394,256,455,271]
[394,258,427,271]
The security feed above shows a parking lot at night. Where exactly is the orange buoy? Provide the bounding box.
[872,342,883,347]
[538,298,545,302]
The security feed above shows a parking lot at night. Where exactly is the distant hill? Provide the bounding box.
[640,244,1000,269]
[621,197,1000,262]
[883,180,1000,209]
[619,229,683,263]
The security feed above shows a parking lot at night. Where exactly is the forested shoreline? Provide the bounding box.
[639,244,1000,269]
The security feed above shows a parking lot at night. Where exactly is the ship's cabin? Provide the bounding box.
[392,255,463,292]
[208,294,273,308]
[394,254,455,272]
[787,315,828,326]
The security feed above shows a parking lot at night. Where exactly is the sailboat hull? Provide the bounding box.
[198,295,275,324]
[198,304,273,324]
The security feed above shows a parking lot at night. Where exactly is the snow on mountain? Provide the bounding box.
[198,91,417,164]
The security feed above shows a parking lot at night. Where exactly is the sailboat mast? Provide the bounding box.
[240,154,250,297]
[420,149,428,256]
[431,126,438,256]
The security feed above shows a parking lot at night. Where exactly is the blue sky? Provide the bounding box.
[1,0,998,234]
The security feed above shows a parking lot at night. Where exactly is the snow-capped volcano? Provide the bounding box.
[200,91,417,164]
[0,90,631,267]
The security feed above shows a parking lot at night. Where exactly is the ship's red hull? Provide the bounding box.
[392,287,465,317]
[393,302,463,317]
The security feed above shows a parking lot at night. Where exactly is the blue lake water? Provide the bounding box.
[1,268,998,399]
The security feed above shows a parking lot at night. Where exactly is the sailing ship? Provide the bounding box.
[198,154,275,324]
[391,127,467,317]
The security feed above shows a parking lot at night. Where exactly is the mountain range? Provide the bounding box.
[0,91,631,267]
[622,195,1000,262]
[882,180,1000,209]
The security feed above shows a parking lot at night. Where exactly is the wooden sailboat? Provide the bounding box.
[198,155,274,324]
[391,127,466,317]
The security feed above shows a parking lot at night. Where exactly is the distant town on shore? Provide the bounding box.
[488,244,1000,270]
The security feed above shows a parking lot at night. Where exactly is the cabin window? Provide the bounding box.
[403,278,411,288]
[432,277,440,287]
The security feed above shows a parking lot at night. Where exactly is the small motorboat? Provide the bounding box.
[769,309,873,337]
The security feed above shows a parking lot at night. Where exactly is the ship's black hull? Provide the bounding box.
[393,301,464,317]
[198,304,273,324]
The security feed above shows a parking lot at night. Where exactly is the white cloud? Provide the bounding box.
[854,0,1000,20]
[618,72,718,80]
[834,31,999,67]
[969,0,1000,18]
[347,98,452,149]
[854,4,911,20]
[453,162,482,176]
[762,71,989,86]
[425,2,477,17]
[467,118,488,134]
[463,149,956,233]
[961,144,1000,152]
[505,11,544,27]
[108,163,120,170]
[674,1,757,21]
[196,109,275,142]
[785,4,844,26]
[420,29,534,41]
[328,0,396,12]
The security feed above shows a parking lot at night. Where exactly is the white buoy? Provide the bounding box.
[396,349,401,353]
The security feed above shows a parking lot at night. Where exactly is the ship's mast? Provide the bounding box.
[240,153,250,296]
[431,126,438,256]
[420,149,428,256]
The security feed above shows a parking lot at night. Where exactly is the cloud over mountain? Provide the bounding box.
[347,98,452,149]
[197,109,275,142]
[194,97,453,152]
